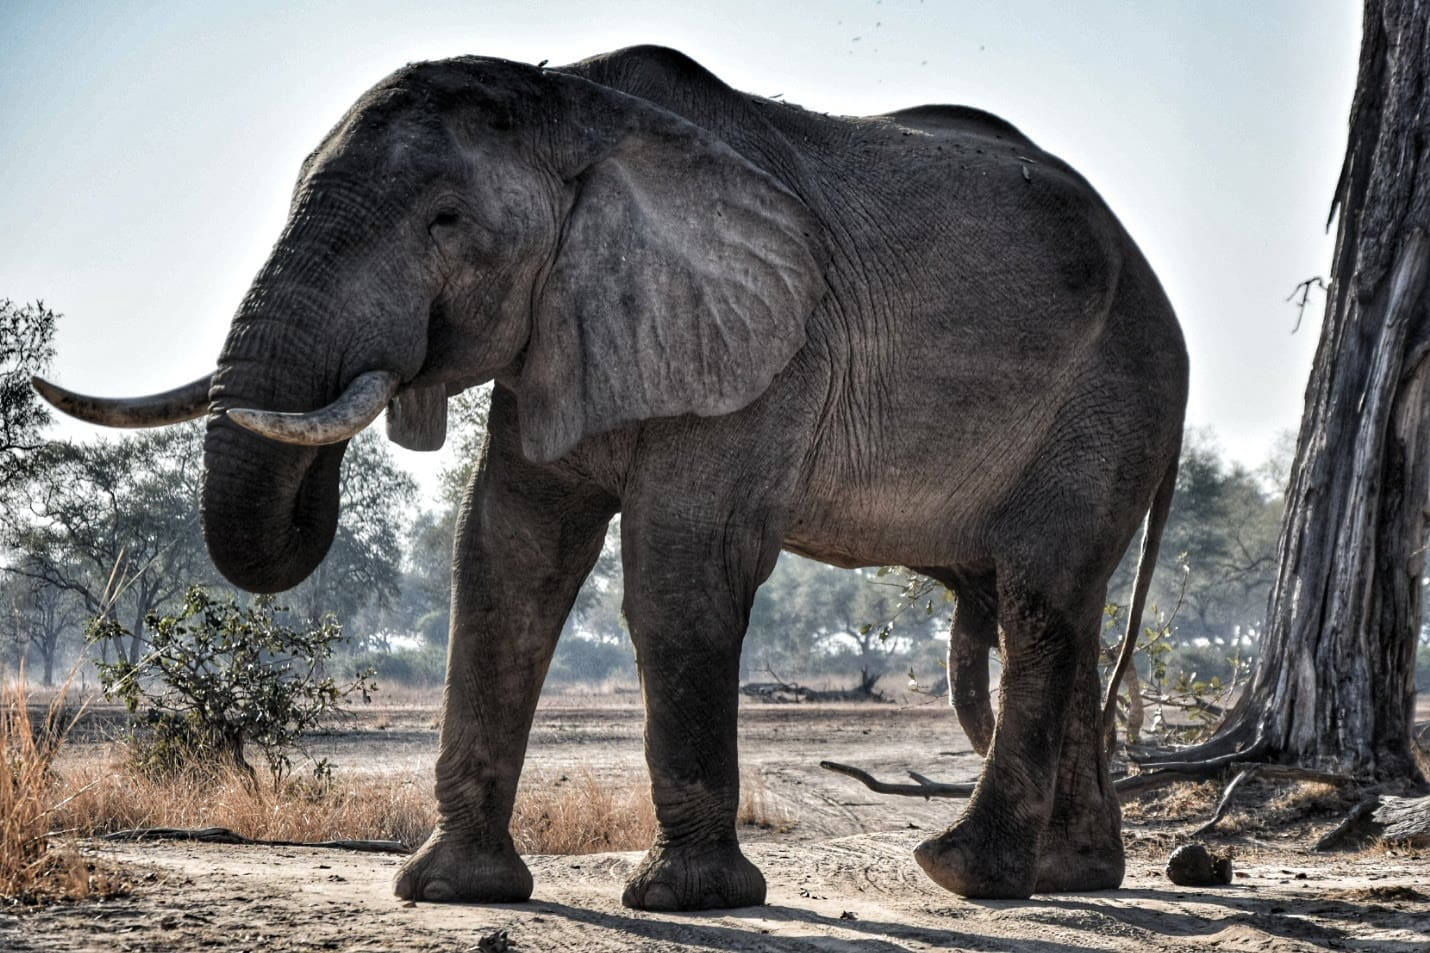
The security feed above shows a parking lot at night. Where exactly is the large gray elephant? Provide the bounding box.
[39,46,1186,908]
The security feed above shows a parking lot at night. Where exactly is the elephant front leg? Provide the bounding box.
[916,590,1089,899]
[394,451,612,903]
[618,520,769,912]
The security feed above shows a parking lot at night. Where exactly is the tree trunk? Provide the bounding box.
[1202,1,1429,783]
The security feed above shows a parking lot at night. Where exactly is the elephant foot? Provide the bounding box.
[914,818,1038,900]
[621,841,766,911]
[394,829,532,903]
[1034,797,1124,893]
[1033,842,1124,893]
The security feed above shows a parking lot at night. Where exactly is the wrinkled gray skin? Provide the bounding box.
[200,46,1186,908]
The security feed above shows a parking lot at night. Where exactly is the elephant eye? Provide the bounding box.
[430,209,461,230]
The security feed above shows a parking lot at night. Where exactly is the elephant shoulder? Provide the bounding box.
[880,105,1032,147]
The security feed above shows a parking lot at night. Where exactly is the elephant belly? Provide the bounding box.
[783,464,1003,571]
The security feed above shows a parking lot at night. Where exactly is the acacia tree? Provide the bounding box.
[3,563,86,685]
[3,423,213,664]
[1175,1,1428,784]
[0,299,56,495]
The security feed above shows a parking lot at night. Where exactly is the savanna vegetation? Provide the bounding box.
[5,298,1426,705]
[3,293,1428,905]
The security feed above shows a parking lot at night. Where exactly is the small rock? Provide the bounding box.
[1166,843,1233,886]
[477,929,513,952]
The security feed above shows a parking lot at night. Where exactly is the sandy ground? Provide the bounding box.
[5,698,1429,952]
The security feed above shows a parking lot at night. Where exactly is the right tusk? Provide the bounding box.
[226,370,400,446]
[32,375,212,428]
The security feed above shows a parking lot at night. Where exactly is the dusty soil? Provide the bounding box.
[6,697,1429,952]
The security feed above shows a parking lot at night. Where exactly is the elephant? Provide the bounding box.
[37,45,1186,908]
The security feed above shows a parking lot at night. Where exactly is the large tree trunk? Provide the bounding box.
[1201,1,1429,783]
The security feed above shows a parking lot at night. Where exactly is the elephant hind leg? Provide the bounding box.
[916,576,1118,899]
[1034,619,1123,892]
[943,569,999,757]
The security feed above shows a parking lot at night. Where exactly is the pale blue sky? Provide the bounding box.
[1,1,1360,493]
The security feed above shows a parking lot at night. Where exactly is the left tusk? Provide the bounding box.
[32,374,212,428]
[227,370,401,446]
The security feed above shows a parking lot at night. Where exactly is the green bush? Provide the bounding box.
[548,635,635,683]
[416,610,450,647]
[90,587,376,790]
[345,641,447,686]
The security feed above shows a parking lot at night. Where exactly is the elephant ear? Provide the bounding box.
[516,104,827,463]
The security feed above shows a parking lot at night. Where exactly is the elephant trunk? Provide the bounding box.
[201,418,345,594]
[200,237,361,593]
[198,181,426,594]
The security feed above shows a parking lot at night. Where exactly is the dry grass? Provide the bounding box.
[512,771,657,853]
[51,754,438,848]
[13,686,802,893]
[1120,778,1223,823]
[1,675,128,904]
[49,755,799,857]
[52,755,668,855]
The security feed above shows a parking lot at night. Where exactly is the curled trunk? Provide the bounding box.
[201,417,345,594]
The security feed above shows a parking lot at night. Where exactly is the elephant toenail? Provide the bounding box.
[423,878,455,901]
[645,883,679,910]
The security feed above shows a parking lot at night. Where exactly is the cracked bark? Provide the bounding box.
[1184,0,1430,784]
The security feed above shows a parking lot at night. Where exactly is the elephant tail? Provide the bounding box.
[1100,444,1180,744]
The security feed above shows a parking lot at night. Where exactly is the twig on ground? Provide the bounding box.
[102,826,412,855]
[819,761,974,799]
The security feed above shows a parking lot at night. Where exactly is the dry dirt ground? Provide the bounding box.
[5,698,1429,952]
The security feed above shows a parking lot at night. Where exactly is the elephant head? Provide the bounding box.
[36,56,828,594]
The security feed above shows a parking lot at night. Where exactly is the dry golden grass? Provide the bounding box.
[1120,778,1222,823]
[50,754,799,857]
[52,757,670,855]
[51,753,747,856]
[1,675,127,904]
[15,687,800,885]
[51,754,438,848]
[512,771,657,853]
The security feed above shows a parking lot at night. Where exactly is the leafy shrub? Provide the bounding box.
[90,587,375,790]
[346,641,447,686]
[416,609,450,647]
[547,635,635,683]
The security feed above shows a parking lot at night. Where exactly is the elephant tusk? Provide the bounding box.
[226,370,400,446]
[31,374,212,428]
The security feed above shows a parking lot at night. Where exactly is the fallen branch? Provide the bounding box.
[819,761,974,799]
[102,826,412,855]
[821,756,1356,820]
[742,666,889,704]
[1374,795,1430,843]
[1315,794,1430,851]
